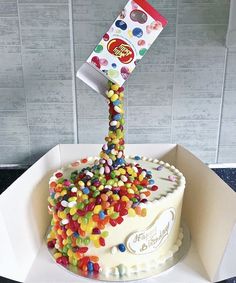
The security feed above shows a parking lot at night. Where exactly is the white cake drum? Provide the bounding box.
[127,208,175,255]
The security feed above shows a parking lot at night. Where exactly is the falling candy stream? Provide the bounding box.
[47,82,158,273]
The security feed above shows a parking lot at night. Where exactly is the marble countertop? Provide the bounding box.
[0,167,235,283]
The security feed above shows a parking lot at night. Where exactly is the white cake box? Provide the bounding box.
[77,0,167,95]
[0,144,235,283]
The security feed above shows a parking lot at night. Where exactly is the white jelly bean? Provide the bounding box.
[61,200,68,207]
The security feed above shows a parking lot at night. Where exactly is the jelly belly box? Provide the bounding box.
[77,0,168,95]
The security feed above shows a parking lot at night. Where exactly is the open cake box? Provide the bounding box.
[0,144,235,283]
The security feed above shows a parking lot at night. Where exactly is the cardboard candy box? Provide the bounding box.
[77,0,168,95]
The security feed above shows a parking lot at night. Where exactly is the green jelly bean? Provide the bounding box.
[72,214,79,221]
[72,259,77,266]
[110,171,116,179]
[111,212,119,219]
[86,212,93,219]
[77,202,85,210]
[83,237,90,246]
[93,190,100,197]
[76,237,83,246]
[82,217,88,224]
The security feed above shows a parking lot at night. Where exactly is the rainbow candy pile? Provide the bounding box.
[47,82,158,274]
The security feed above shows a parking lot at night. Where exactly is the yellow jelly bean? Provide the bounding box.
[68,249,73,257]
[70,207,77,216]
[139,175,144,182]
[66,229,73,236]
[107,90,114,98]
[68,197,77,202]
[98,185,104,191]
[86,224,93,234]
[62,239,68,245]
[57,229,62,235]
[82,194,88,200]
[111,94,118,102]
[90,234,99,241]
[127,188,134,194]
[78,181,85,187]
[94,205,102,214]
[77,191,82,197]
[118,180,124,187]
[107,207,114,215]
[54,252,62,259]
[60,190,67,197]
[94,239,100,248]
[111,84,119,91]
[128,208,136,217]
[58,211,67,219]
[141,208,147,217]
[112,194,120,201]
[121,196,129,202]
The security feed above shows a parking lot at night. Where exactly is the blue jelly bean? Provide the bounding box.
[113,100,121,106]
[134,155,141,160]
[82,187,90,194]
[118,243,126,252]
[149,179,155,185]
[99,210,105,220]
[114,114,121,120]
[112,63,117,68]
[115,20,127,30]
[87,261,94,272]
[147,171,152,175]
[73,232,79,238]
[132,27,143,38]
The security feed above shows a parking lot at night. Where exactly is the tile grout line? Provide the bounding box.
[170,0,179,144]
[16,0,31,165]
[68,0,79,144]
[215,47,229,163]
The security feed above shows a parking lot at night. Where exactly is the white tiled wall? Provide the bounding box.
[0,0,234,165]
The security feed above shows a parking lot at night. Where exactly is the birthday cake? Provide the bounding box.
[47,83,186,278]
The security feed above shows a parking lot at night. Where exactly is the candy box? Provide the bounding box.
[0,144,235,283]
[77,0,168,95]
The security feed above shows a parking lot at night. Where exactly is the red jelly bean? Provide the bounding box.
[109,219,117,227]
[114,203,121,212]
[81,158,88,163]
[116,216,124,224]
[47,239,56,249]
[120,208,128,216]
[99,237,105,246]
[78,247,88,253]
[93,263,100,272]
[55,172,63,178]
[151,185,158,191]
[56,256,69,267]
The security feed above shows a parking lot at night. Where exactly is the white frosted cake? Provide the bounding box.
[47,155,185,277]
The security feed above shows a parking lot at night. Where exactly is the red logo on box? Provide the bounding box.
[107,38,134,64]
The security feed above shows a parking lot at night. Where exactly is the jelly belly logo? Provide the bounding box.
[107,38,134,64]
